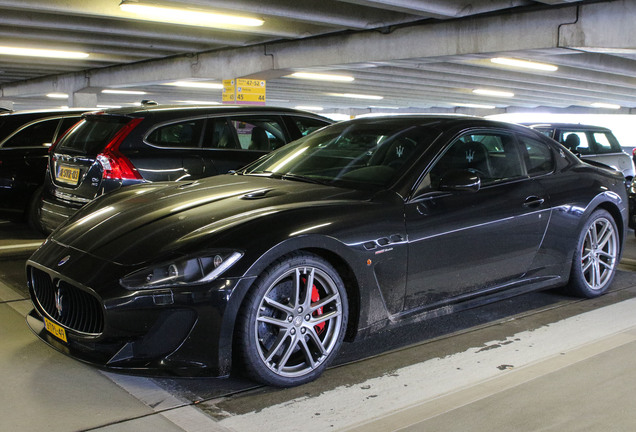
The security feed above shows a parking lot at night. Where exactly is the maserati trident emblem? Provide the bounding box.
[57,255,71,266]
[55,288,64,316]
[395,145,405,158]
[465,149,475,163]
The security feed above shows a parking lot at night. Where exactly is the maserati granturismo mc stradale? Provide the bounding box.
[26,115,627,387]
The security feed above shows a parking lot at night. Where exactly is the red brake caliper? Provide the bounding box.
[305,278,325,335]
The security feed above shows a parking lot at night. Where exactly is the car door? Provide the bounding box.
[137,117,206,181]
[403,129,550,310]
[0,117,78,211]
[198,115,291,175]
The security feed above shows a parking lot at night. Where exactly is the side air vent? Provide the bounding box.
[241,189,273,200]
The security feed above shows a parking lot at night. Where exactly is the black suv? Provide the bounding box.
[0,109,87,225]
[39,104,331,232]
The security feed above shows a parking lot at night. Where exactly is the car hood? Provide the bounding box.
[48,174,371,265]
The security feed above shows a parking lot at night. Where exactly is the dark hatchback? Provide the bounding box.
[0,109,86,225]
[38,104,331,232]
[27,116,626,387]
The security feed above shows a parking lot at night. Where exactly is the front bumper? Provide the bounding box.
[27,251,256,377]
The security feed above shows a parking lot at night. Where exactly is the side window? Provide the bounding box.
[146,119,205,148]
[292,116,330,136]
[2,118,60,148]
[533,128,554,138]
[519,136,554,177]
[592,132,621,154]
[561,131,590,154]
[226,117,287,151]
[425,132,523,190]
[57,117,82,140]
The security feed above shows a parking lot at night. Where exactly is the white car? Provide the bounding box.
[526,123,635,186]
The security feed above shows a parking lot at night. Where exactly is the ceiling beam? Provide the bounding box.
[2,0,634,106]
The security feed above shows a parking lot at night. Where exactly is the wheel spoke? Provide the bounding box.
[581,254,593,272]
[305,326,327,356]
[303,268,315,308]
[263,330,290,363]
[593,262,601,288]
[298,337,317,369]
[263,296,294,315]
[311,292,339,313]
[597,223,611,248]
[311,309,341,327]
[276,335,299,372]
[293,268,302,308]
[257,314,289,328]
[590,224,599,246]
[585,229,594,248]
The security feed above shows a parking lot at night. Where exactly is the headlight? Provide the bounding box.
[120,251,243,290]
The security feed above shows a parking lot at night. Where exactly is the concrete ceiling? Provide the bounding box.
[1,0,635,117]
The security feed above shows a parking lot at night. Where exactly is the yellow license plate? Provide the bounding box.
[57,165,80,185]
[44,316,67,343]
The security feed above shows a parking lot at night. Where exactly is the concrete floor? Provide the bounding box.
[3,220,636,431]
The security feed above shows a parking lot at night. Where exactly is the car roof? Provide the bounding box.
[91,103,332,120]
[522,122,612,132]
[344,114,534,132]
[0,108,92,117]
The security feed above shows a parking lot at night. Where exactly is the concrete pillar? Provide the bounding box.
[70,92,97,108]
[0,100,14,111]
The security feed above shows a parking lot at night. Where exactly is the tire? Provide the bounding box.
[26,185,45,233]
[236,252,348,387]
[567,209,619,298]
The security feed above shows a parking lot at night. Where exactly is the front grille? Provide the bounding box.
[30,267,104,335]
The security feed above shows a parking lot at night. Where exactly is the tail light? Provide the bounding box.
[96,118,144,180]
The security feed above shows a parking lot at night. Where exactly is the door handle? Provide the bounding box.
[523,196,545,208]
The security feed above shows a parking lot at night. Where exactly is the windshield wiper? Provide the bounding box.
[281,173,326,185]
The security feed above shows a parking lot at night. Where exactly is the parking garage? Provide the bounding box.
[2,1,636,431]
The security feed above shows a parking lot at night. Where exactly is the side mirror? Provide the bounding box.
[438,169,481,192]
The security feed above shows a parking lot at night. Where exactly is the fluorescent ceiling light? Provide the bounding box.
[295,106,324,111]
[490,57,558,72]
[328,93,384,100]
[97,104,123,108]
[591,102,621,110]
[0,46,89,59]
[369,105,400,110]
[47,93,69,99]
[102,89,147,95]
[288,72,354,82]
[119,2,264,28]
[165,81,224,90]
[472,89,514,98]
[453,102,497,109]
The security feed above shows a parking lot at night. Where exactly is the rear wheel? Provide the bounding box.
[26,185,45,233]
[236,253,348,387]
[567,209,619,298]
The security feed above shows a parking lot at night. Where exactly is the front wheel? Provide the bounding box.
[236,253,348,387]
[567,209,619,298]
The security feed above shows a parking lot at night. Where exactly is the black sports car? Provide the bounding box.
[26,116,627,387]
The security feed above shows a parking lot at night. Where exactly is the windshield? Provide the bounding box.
[241,119,441,189]
[56,115,131,154]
